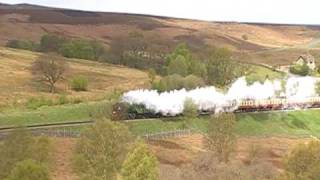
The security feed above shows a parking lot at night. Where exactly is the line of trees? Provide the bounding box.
[151,43,244,92]
[7,34,105,61]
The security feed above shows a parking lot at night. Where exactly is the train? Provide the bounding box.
[111,97,320,120]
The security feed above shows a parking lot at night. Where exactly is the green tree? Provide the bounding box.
[207,48,237,87]
[189,60,207,80]
[206,113,237,163]
[0,129,51,179]
[278,140,320,180]
[90,40,106,61]
[40,34,66,52]
[167,55,189,76]
[121,140,159,180]
[290,63,310,76]
[6,159,50,180]
[183,74,205,90]
[183,98,198,118]
[182,98,198,128]
[31,54,69,93]
[166,43,192,66]
[59,39,96,60]
[73,120,132,180]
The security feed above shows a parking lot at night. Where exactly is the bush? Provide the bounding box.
[279,140,320,180]
[242,34,248,40]
[57,95,68,105]
[40,34,66,52]
[6,159,50,180]
[69,75,89,91]
[0,129,51,179]
[206,113,237,163]
[167,55,189,76]
[152,74,205,92]
[121,140,159,180]
[73,120,132,180]
[59,39,104,60]
[289,63,310,76]
[183,75,205,90]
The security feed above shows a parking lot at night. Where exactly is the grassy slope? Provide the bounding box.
[0,47,149,108]
[245,64,284,83]
[128,109,320,137]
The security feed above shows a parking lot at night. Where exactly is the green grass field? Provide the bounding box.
[127,109,320,137]
[2,99,320,138]
[245,64,285,84]
[0,101,109,127]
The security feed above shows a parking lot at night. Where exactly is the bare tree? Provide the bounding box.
[31,53,69,93]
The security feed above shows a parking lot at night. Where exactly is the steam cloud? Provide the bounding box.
[122,76,319,115]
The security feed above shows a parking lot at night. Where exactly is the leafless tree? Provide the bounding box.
[31,53,69,93]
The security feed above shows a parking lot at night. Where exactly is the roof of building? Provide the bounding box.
[297,54,315,63]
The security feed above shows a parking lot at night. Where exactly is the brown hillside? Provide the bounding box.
[0,4,319,65]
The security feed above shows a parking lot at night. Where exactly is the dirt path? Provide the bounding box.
[51,138,77,180]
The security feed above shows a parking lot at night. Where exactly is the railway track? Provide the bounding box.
[0,120,94,133]
[1,107,319,133]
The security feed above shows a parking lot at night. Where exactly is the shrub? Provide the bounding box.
[183,75,205,90]
[121,140,159,180]
[40,34,66,52]
[279,140,320,180]
[167,55,189,76]
[242,34,248,40]
[69,75,89,91]
[6,159,50,180]
[0,129,51,179]
[57,95,68,105]
[289,63,310,76]
[73,120,132,180]
[59,39,104,60]
[206,113,237,163]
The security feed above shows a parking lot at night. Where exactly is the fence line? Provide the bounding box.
[143,129,195,140]
[0,128,197,140]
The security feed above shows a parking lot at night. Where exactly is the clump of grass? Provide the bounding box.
[26,97,53,110]
[69,75,89,91]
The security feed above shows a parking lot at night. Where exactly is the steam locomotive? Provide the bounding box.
[111,97,320,120]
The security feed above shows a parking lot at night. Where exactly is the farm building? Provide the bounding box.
[295,54,316,70]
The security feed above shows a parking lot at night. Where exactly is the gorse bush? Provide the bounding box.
[69,75,89,91]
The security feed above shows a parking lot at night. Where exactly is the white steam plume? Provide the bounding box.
[122,76,319,115]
